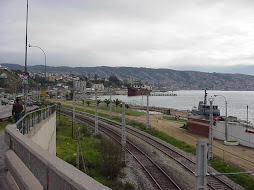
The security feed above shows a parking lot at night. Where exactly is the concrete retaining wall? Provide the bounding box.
[26,112,56,155]
[5,116,110,190]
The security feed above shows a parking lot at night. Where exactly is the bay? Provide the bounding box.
[98,90,254,123]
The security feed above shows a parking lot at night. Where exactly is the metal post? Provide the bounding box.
[83,92,86,112]
[208,99,213,160]
[225,100,228,140]
[72,81,75,139]
[24,0,29,114]
[122,102,126,163]
[247,105,249,125]
[76,128,80,169]
[110,88,112,119]
[147,94,149,129]
[83,81,86,112]
[95,90,98,134]
[55,89,57,103]
[195,140,207,190]
[214,95,228,140]
[28,44,47,80]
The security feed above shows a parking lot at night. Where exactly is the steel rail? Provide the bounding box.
[60,108,237,190]
[61,109,181,190]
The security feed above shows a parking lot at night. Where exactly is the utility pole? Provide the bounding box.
[72,80,75,139]
[24,0,29,114]
[146,94,149,129]
[195,140,207,190]
[225,100,228,140]
[83,81,86,112]
[83,92,86,112]
[38,87,40,103]
[122,102,126,163]
[76,128,80,169]
[247,105,249,125]
[214,94,228,140]
[208,99,214,160]
[110,88,112,119]
[95,90,98,134]
[55,89,57,103]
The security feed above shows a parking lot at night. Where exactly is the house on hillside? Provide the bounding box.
[0,73,7,79]
[0,65,8,70]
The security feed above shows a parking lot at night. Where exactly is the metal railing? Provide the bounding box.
[16,104,56,135]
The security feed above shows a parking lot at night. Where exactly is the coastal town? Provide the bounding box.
[2,1,254,189]
[1,64,254,189]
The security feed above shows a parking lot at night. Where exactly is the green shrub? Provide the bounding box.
[209,158,254,190]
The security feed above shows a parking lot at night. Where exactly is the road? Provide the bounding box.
[0,104,38,119]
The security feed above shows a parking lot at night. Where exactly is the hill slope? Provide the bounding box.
[2,63,254,90]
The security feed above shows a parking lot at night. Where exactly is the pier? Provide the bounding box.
[150,93,177,96]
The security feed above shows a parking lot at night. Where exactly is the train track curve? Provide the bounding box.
[60,108,242,190]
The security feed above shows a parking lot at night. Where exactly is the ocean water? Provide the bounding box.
[98,90,254,123]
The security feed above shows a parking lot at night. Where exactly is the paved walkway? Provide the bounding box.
[0,129,9,190]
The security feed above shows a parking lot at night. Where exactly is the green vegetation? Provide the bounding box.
[63,103,144,117]
[126,119,196,153]
[0,120,14,131]
[98,106,144,116]
[162,116,187,124]
[56,114,135,190]
[61,104,195,153]
[209,157,254,190]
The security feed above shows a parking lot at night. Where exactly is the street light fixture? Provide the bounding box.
[28,44,47,79]
[214,94,228,140]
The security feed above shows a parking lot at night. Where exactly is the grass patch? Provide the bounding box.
[61,105,195,153]
[0,120,14,131]
[98,106,145,116]
[126,119,196,153]
[162,116,187,124]
[56,114,135,190]
[209,157,254,190]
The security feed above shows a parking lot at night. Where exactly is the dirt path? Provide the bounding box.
[58,100,254,173]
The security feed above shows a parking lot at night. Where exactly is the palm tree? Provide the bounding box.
[113,98,121,107]
[97,100,101,106]
[86,100,91,107]
[104,99,110,107]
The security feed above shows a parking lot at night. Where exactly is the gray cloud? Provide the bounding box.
[1,0,254,72]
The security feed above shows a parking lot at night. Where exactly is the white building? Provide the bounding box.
[91,83,104,91]
[74,81,86,92]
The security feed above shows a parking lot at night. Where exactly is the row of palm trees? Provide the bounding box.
[82,98,130,109]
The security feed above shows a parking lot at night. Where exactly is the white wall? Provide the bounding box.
[26,112,56,155]
[213,121,254,148]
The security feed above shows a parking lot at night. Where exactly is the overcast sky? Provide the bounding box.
[1,0,254,72]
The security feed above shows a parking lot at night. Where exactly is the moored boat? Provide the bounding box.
[192,89,220,118]
[127,85,152,96]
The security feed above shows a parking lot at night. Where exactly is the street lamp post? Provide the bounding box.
[28,44,47,79]
[24,0,29,114]
[214,95,228,140]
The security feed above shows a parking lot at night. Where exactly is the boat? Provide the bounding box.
[192,89,220,118]
[127,85,152,96]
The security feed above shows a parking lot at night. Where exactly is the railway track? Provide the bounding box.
[61,109,181,189]
[60,108,239,190]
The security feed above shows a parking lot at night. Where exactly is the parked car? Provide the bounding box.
[9,100,15,105]
[1,99,8,105]
[27,99,33,106]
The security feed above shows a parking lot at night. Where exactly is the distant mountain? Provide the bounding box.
[2,63,254,90]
